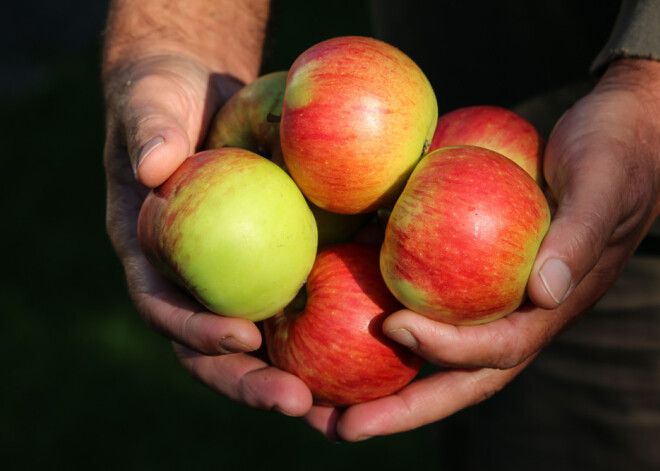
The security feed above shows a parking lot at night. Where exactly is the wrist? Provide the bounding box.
[607,58,660,222]
[601,57,660,95]
[103,0,269,84]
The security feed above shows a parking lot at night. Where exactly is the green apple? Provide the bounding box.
[205,70,287,164]
[137,147,318,321]
[309,204,372,248]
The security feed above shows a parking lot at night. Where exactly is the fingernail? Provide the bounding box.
[387,328,418,350]
[539,258,571,305]
[218,335,252,354]
[136,136,164,174]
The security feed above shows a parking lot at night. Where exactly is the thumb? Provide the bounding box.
[129,113,193,188]
[527,143,623,309]
[123,83,196,188]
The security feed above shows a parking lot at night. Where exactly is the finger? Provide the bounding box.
[104,145,261,356]
[175,344,314,417]
[335,360,531,442]
[122,75,198,187]
[384,231,627,371]
[383,306,557,369]
[527,126,626,309]
[128,253,262,355]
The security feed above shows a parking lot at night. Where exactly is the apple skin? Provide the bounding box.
[205,70,371,245]
[280,36,438,215]
[264,243,424,406]
[205,70,287,164]
[309,204,372,249]
[137,147,318,322]
[380,145,551,325]
[429,105,545,185]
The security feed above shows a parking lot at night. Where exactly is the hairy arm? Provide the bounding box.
[103,0,269,82]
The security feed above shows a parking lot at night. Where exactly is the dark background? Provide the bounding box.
[1,1,440,469]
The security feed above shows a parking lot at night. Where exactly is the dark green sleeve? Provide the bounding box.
[592,0,660,74]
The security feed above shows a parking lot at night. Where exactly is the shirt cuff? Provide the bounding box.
[591,0,660,75]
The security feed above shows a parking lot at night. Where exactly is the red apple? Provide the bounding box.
[280,36,438,215]
[264,243,424,406]
[380,145,551,325]
[429,105,545,185]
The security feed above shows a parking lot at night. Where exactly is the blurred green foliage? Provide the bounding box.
[1,1,440,469]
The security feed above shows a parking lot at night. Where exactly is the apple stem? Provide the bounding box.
[377,207,392,223]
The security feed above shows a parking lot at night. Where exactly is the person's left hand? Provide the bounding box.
[303,57,660,441]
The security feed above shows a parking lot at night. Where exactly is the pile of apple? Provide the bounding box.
[137,36,551,407]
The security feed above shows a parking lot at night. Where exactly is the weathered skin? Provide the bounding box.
[264,243,424,406]
[281,36,438,215]
[137,148,318,321]
[380,146,551,325]
[429,105,545,185]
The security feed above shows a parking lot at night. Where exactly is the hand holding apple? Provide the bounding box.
[264,243,424,406]
[380,145,551,325]
[138,147,317,321]
[133,35,547,421]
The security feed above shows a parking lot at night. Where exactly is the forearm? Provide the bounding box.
[103,0,270,83]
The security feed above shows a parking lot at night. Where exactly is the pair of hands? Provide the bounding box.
[104,53,660,441]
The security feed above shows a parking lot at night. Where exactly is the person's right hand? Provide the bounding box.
[103,52,315,416]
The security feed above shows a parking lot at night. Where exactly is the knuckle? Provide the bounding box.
[486,331,527,370]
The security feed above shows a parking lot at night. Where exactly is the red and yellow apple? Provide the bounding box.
[264,243,424,406]
[380,145,550,325]
[137,147,317,321]
[429,105,545,184]
[280,36,438,214]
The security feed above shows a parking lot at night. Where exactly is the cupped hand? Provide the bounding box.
[304,57,660,441]
[103,53,314,416]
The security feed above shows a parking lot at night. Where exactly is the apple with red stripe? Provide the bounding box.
[280,36,438,215]
[429,105,545,185]
[380,145,551,325]
[264,243,424,406]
